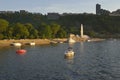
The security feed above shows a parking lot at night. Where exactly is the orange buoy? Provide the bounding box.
[16,49,26,54]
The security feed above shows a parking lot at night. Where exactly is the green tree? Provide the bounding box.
[6,26,14,39]
[13,23,29,39]
[50,23,60,38]
[0,19,9,33]
[0,19,9,39]
[39,23,52,39]
[24,23,38,38]
[38,23,52,39]
[0,34,4,39]
[43,25,52,39]
[57,28,67,38]
[30,29,38,38]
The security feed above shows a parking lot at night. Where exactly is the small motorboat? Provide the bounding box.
[29,42,35,45]
[11,42,22,47]
[26,42,35,46]
[64,47,74,57]
[16,49,26,54]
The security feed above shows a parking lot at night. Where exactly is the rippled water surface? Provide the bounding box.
[0,39,120,80]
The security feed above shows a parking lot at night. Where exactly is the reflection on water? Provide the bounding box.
[0,39,120,80]
[64,58,74,80]
[80,42,84,53]
[68,42,75,47]
[64,56,74,60]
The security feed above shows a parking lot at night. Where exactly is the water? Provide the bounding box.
[0,39,120,80]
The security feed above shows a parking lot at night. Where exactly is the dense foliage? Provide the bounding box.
[0,12,120,39]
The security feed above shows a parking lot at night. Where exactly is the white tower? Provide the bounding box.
[81,24,83,38]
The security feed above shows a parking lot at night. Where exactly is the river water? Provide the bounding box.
[0,39,120,80]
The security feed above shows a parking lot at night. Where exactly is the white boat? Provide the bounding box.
[50,41,58,44]
[26,42,35,46]
[11,42,22,46]
[64,47,74,57]
[29,42,35,45]
[68,38,76,43]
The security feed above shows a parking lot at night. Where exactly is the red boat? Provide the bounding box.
[16,49,26,54]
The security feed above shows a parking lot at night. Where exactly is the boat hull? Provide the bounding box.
[30,42,35,45]
[64,51,74,57]
[16,49,26,54]
[26,42,35,46]
[11,43,22,46]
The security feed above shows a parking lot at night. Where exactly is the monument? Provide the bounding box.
[81,24,83,38]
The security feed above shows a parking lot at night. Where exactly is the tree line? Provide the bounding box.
[0,12,120,39]
[0,18,67,39]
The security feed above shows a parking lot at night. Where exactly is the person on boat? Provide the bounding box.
[68,47,73,51]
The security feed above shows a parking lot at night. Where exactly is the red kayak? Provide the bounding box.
[16,49,26,54]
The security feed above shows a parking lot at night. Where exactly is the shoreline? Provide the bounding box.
[0,38,106,47]
[0,39,67,47]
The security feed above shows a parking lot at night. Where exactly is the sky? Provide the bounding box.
[0,0,120,14]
